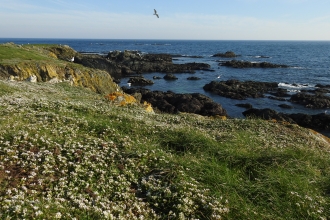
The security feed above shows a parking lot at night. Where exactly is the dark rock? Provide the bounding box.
[164,73,178,80]
[235,103,253,109]
[278,104,294,109]
[243,108,330,131]
[153,76,162,79]
[268,96,287,101]
[289,113,330,131]
[219,60,289,68]
[74,50,212,80]
[315,84,330,89]
[314,88,330,94]
[128,76,154,85]
[203,80,278,100]
[242,108,295,123]
[269,88,291,97]
[122,87,227,117]
[290,93,330,108]
[212,51,238,58]
[187,76,201,80]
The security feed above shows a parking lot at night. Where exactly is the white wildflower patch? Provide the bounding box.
[0,81,229,219]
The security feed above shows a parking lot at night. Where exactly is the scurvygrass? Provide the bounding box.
[0,80,330,219]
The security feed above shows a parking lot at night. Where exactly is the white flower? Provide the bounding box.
[55,212,62,219]
[35,210,43,216]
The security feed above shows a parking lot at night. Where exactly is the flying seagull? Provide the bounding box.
[153,9,159,18]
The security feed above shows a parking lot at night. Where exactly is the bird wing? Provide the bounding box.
[156,14,159,18]
[154,9,157,14]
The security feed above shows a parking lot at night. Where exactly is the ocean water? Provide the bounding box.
[1,38,330,118]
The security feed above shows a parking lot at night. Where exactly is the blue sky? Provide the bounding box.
[1,0,330,40]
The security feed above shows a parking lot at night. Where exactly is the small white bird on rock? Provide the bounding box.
[69,57,74,62]
[153,9,159,18]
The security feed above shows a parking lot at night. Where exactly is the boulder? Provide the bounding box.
[164,73,178,80]
[128,76,154,85]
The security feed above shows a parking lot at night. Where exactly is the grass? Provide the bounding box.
[0,43,52,63]
[0,80,330,219]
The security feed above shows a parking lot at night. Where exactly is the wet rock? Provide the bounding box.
[187,76,201,80]
[219,60,289,68]
[235,103,253,109]
[268,96,287,101]
[315,84,330,89]
[212,51,238,58]
[164,73,178,80]
[203,80,278,100]
[122,87,227,117]
[278,104,294,109]
[128,76,154,85]
[153,76,162,79]
[269,88,291,97]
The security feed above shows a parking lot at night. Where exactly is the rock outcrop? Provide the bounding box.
[128,76,154,85]
[187,76,201,80]
[164,73,178,80]
[0,43,119,94]
[243,108,330,131]
[203,80,278,100]
[290,93,330,108]
[122,87,227,117]
[74,50,213,81]
[219,60,289,68]
[212,51,238,58]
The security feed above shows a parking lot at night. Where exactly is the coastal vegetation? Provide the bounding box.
[1,79,330,219]
[1,43,330,219]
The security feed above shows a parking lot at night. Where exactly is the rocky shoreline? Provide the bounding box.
[1,44,329,134]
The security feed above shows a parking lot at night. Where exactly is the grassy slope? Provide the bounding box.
[0,43,58,64]
[0,80,330,219]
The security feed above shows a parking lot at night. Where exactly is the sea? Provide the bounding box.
[1,38,330,119]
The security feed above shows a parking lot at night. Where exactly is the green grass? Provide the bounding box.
[0,80,330,219]
[0,44,50,63]
[0,81,18,96]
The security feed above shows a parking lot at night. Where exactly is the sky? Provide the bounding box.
[1,0,330,40]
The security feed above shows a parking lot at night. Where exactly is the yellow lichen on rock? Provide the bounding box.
[143,101,154,113]
[105,92,137,106]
